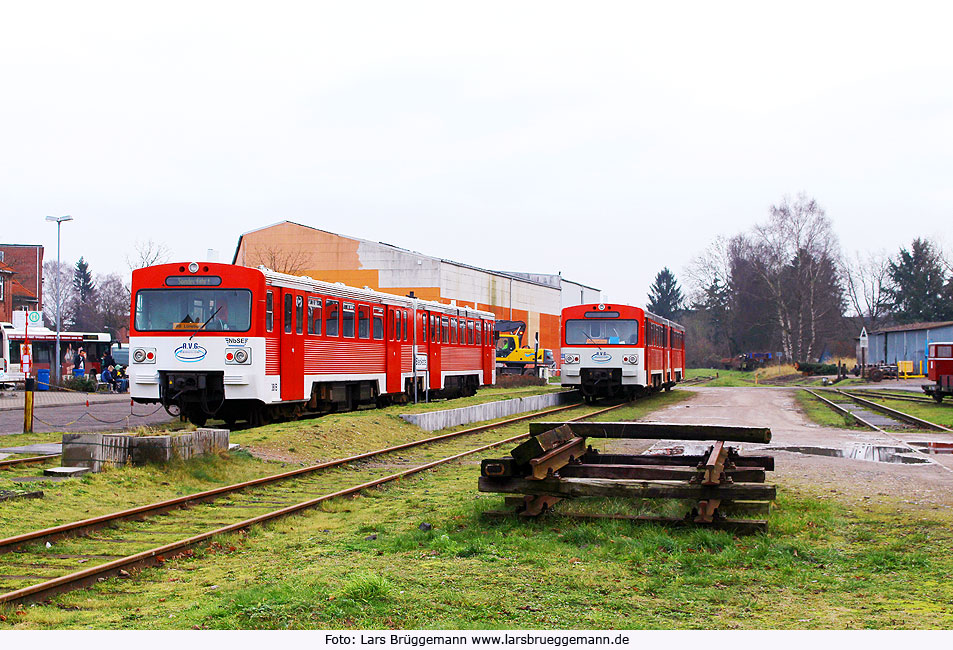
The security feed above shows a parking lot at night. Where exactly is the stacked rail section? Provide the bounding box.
[479,421,776,533]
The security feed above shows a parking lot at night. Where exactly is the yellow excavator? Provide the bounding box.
[494,321,553,375]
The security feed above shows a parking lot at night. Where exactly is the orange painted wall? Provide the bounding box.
[236,222,564,364]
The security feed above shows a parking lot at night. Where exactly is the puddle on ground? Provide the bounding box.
[908,441,953,454]
[771,444,929,464]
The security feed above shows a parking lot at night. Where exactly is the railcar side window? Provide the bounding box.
[475,321,481,346]
[450,319,457,344]
[295,295,304,334]
[939,345,953,358]
[395,311,402,341]
[358,305,370,339]
[325,300,339,337]
[468,321,474,345]
[266,291,273,332]
[442,317,449,343]
[308,298,322,335]
[284,294,293,334]
[373,308,384,340]
[420,313,427,343]
[135,289,252,332]
[343,303,355,338]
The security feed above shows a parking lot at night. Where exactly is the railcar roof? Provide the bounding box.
[563,304,684,331]
[259,267,495,320]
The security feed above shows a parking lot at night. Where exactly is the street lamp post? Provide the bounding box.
[45,215,72,384]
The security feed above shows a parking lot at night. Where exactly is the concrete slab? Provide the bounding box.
[10,476,70,483]
[0,443,63,455]
[44,466,91,478]
[401,391,577,431]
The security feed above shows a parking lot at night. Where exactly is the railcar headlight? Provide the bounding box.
[562,353,580,364]
[188,262,199,273]
[623,354,639,365]
[226,347,251,365]
[133,348,155,364]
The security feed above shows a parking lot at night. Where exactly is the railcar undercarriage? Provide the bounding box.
[144,372,482,426]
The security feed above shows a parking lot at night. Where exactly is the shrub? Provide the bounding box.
[496,373,547,388]
[63,375,97,393]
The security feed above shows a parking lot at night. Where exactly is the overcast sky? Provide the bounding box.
[2,1,951,305]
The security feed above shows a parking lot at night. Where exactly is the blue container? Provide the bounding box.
[73,368,85,378]
[37,369,51,391]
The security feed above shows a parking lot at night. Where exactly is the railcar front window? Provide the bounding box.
[134,289,252,332]
[565,319,638,345]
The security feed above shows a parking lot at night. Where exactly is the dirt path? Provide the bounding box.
[613,387,953,510]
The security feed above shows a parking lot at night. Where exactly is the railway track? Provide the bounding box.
[0,398,634,606]
[844,388,949,408]
[0,454,60,469]
[801,388,953,474]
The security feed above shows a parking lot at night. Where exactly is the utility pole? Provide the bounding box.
[45,215,73,385]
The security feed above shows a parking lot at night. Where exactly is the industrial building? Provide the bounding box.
[865,321,953,373]
[232,221,601,363]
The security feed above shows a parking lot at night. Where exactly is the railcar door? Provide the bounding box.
[415,311,428,388]
[430,313,443,390]
[279,289,305,401]
[482,320,495,385]
[385,307,402,394]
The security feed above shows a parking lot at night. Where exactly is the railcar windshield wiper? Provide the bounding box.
[190,306,223,340]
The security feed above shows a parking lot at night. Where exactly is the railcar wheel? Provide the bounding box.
[934,393,944,404]
[189,412,208,427]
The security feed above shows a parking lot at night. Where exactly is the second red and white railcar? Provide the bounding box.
[560,303,684,400]
[129,262,495,425]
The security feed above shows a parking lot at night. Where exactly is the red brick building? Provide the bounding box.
[0,260,14,322]
[0,244,44,316]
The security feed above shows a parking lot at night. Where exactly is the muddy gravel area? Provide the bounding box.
[603,387,953,511]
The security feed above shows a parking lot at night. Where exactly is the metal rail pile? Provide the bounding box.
[479,421,776,533]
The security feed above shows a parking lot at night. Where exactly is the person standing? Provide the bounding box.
[73,347,86,375]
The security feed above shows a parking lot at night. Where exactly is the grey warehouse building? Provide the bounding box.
[865,321,953,372]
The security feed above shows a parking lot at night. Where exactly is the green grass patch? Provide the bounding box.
[6,466,952,630]
[794,391,864,429]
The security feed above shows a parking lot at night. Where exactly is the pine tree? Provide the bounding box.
[647,267,684,320]
[885,239,952,323]
[72,257,96,303]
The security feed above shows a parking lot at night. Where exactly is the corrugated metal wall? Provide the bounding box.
[868,324,953,368]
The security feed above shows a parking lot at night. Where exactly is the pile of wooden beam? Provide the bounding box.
[479,421,776,533]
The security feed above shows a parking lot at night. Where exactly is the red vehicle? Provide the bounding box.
[924,342,953,403]
[560,303,684,401]
[129,262,495,425]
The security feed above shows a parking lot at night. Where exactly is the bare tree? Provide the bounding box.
[126,239,172,271]
[747,194,843,361]
[249,244,311,275]
[685,235,733,305]
[97,273,132,335]
[843,250,890,331]
[42,260,76,329]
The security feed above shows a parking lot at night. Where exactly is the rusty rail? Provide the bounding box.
[0,399,631,605]
[0,454,60,469]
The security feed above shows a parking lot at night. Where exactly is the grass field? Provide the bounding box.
[3,386,953,629]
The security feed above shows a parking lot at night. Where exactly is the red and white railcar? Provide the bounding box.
[560,303,684,401]
[924,342,953,403]
[129,262,495,425]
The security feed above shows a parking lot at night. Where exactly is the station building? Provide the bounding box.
[866,321,953,373]
[232,221,601,363]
